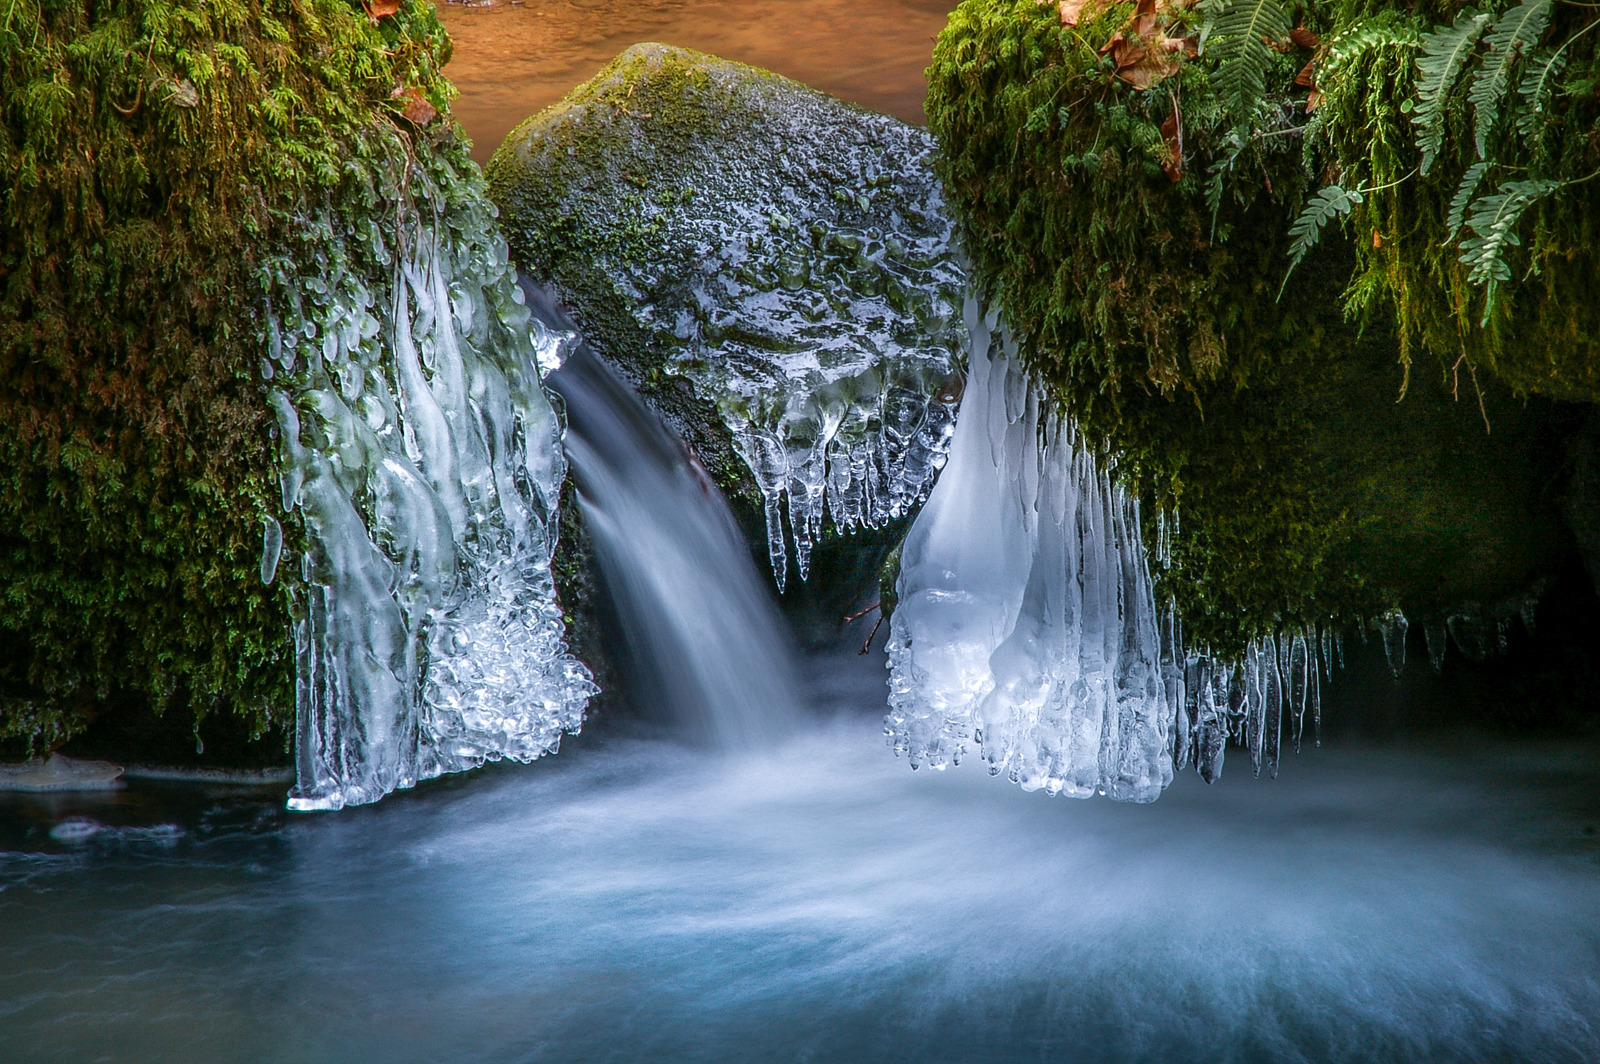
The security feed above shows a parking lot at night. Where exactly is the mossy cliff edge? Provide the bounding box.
[926,0,1597,655]
[0,0,458,762]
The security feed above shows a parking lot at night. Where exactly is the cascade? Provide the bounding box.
[263,145,595,811]
[885,299,1173,801]
[540,293,805,748]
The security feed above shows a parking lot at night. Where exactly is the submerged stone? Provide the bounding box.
[487,44,967,601]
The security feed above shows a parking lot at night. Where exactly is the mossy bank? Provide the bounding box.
[0,0,459,763]
[925,0,1597,656]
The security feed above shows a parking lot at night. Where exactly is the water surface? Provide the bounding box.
[3,649,1599,1063]
[436,0,957,160]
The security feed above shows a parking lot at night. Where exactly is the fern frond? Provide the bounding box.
[1458,178,1560,310]
[1446,160,1491,239]
[1201,0,1293,129]
[1468,0,1552,157]
[1280,184,1362,295]
[1513,45,1567,136]
[1412,11,1491,174]
[1322,19,1417,74]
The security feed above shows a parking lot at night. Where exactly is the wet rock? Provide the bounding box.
[487,43,965,618]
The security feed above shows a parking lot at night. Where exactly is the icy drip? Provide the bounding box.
[884,299,1171,802]
[1169,626,1331,782]
[548,340,804,748]
[264,152,594,812]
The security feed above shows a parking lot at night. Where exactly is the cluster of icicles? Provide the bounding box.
[885,300,1337,801]
[884,300,1174,801]
[262,148,594,811]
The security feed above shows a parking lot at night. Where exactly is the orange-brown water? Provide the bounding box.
[435,0,957,162]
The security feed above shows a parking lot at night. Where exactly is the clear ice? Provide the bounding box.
[263,145,595,811]
[884,299,1172,802]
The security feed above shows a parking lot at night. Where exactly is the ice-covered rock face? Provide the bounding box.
[885,300,1174,803]
[488,44,966,589]
[263,136,595,812]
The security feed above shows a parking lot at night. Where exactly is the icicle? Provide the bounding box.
[1424,619,1448,673]
[886,301,1170,801]
[260,517,283,586]
[1247,643,1266,777]
[1288,632,1307,753]
[268,151,595,812]
[1308,640,1322,748]
[1380,608,1408,678]
[1264,634,1282,780]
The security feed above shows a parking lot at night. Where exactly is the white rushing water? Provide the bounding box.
[543,308,804,747]
[885,300,1172,801]
[3,651,1598,1063]
[263,149,594,811]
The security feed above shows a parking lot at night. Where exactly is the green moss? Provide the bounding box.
[0,0,455,756]
[925,0,1584,654]
[1315,0,1600,402]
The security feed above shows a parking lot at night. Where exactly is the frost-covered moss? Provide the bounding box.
[0,0,456,757]
[925,0,1587,655]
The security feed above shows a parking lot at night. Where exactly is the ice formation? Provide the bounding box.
[884,300,1173,802]
[499,49,968,589]
[631,155,967,590]
[263,149,594,811]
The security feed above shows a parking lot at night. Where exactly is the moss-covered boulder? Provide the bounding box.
[0,0,595,786]
[924,0,1592,654]
[486,44,967,621]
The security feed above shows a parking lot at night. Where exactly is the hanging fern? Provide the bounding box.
[1458,178,1561,314]
[1199,0,1293,129]
[1412,10,1491,174]
[1445,160,1494,239]
[1281,183,1363,293]
[1321,18,1418,74]
[1468,0,1553,158]
[1514,44,1568,136]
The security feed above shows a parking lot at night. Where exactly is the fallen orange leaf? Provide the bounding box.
[1160,98,1183,182]
[391,85,436,126]
[365,0,400,18]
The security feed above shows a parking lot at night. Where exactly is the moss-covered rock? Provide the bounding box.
[0,0,456,761]
[486,44,964,624]
[925,0,1590,655]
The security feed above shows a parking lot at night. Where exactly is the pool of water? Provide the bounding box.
[435,0,957,161]
[3,649,1599,1063]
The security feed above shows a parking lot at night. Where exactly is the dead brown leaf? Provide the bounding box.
[1294,58,1316,89]
[391,85,436,126]
[1058,0,1109,27]
[1160,97,1183,182]
[364,0,401,19]
[1094,0,1198,90]
[1290,27,1320,49]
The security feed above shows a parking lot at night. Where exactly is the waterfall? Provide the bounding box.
[885,299,1174,802]
[264,147,595,811]
[540,298,804,747]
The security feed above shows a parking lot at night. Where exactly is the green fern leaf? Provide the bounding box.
[1446,160,1491,239]
[1458,178,1559,295]
[1201,0,1294,130]
[1513,45,1567,136]
[1413,10,1491,174]
[1280,184,1363,295]
[1322,20,1416,73]
[1468,0,1552,157]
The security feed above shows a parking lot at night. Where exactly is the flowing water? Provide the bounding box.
[3,649,1599,1063]
[436,0,957,161]
[546,332,804,746]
